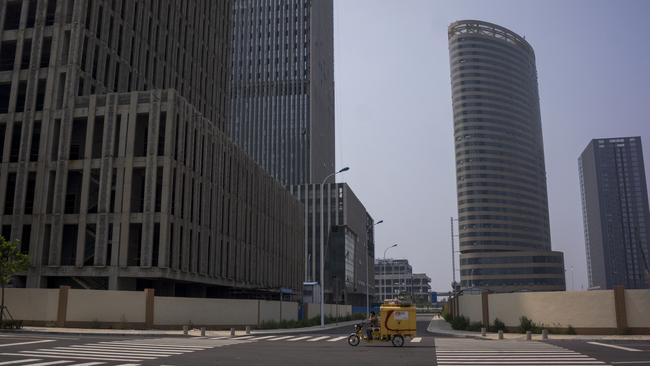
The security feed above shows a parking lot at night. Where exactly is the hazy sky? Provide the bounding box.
[332,0,650,292]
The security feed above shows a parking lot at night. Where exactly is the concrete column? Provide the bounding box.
[144,288,155,328]
[481,291,489,327]
[614,285,628,334]
[56,286,70,327]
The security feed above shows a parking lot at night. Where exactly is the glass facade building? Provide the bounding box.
[448,20,565,292]
[229,0,335,186]
[579,137,650,289]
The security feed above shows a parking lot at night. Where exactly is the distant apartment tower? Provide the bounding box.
[579,137,650,289]
[229,0,335,186]
[374,259,432,304]
[0,0,304,296]
[448,20,565,292]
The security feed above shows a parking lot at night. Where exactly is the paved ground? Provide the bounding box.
[1,316,648,366]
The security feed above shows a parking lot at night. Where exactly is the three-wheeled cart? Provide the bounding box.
[347,300,417,347]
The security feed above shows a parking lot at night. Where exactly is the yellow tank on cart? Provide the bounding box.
[379,302,417,339]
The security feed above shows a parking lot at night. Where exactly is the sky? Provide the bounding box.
[332,0,650,292]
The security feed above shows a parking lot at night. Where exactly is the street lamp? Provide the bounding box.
[366,219,383,317]
[382,244,398,303]
[320,167,350,327]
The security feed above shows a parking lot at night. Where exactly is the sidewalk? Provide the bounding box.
[1,320,357,338]
[426,317,650,341]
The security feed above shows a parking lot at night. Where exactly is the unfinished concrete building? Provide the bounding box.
[0,0,304,297]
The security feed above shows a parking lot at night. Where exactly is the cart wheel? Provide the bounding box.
[348,334,360,346]
[391,335,404,347]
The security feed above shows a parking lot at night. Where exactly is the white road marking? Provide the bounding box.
[1,353,142,362]
[98,342,206,349]
[49,347,176,357]
[0,360,42,365]
[232,336,255,340]
[65,346,185,354]
[306,336,330,342]
[267,336,294,341]
[588,342,643,352]
[435,338,609,366]
[29,350,158,359]
[66,363,106,366]
[327,336,347,342]
[17,361,71,366]
[410,337,422,343]
[0,340,56,348]
[287,336,312,342]
[249,336,276,340]
[209,337,227,340]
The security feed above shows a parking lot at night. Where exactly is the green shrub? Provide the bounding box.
[519,316,541,334]
[467,321,483,332]
[566,325,577,335]
[450,315,470,330]
[489,318,506,332]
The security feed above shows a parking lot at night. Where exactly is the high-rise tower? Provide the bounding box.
[448,20,565,292]
[0,0,304,296]
[229,0,335,186]
[579,137,650,289]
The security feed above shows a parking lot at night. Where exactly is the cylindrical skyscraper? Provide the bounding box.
[448,20,565,292]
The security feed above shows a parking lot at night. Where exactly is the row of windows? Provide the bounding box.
[461,278,565,287]
[460,230,548,243]
[460,214,549,227]
[459,206,549,222]
[458,189,547,206]
[3,0,58,31]
[451,39,533,67]
[0,38,52,72]
[458,174,547,195]
[459,240,548,250]
[460,255,563,265]
[453,91,535,116]
[460,267,564,276]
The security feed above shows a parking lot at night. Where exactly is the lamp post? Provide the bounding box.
[382,244,398,303]
[320,167,349,327]
[366,219,383,317]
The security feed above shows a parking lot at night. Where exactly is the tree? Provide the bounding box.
[0,236,29,323]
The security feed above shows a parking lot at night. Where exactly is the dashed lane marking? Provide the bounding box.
[0,340,56,348]
[588,342,643,352]
[0,359,42,365]
[306,336,330,342]
[327,336,347,342]
[411,337,422,343]
[267,336,295,341]
[286,336,312,342]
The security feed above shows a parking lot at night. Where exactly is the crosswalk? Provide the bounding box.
[0,338,222,366]
[221,334,425,344]
[435,338,610,366]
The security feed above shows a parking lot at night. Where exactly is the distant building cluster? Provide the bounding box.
[375,258,432,304]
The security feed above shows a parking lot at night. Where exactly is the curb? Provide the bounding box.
[1,320,360,338]
[251,320,358,335]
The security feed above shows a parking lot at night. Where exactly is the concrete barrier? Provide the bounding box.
[456,288,650,335]
[3,287,350,329]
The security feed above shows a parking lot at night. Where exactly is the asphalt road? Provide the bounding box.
[0,317,648,366]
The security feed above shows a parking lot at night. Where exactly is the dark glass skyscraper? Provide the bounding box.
[579,137,650,289]
[229,0,335,186]
[448,20,565,292]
